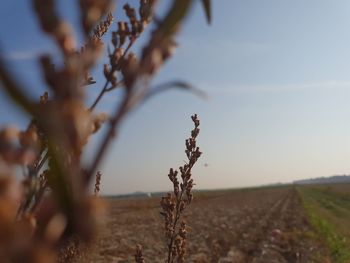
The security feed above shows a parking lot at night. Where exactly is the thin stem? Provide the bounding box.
[30,181,47,213]
[89,41,133,111]
[89,80,109,111]
[22,39,135,215]
[35,152,49,173]
[86,90,132,183]
[105,79,124,91]
[166,159,195,263]
[85,41,135,181]
[167,190,185,263]
[16,148,48,218]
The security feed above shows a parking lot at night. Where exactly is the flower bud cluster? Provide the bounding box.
[94,171,102,196]
[160,115,202,263]
[79,0,113,36]
[104,1,156,91]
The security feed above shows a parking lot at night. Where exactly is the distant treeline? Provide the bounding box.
[294,175,350,185]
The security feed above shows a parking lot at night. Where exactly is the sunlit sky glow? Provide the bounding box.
[2,1,350,194]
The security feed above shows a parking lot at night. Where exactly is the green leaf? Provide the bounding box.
[143,80,208,102]
[158,0,194,37]
[200,0,212,24]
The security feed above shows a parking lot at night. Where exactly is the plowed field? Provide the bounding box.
[87,187,330,262]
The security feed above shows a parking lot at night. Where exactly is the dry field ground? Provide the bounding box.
[83,186,335,263]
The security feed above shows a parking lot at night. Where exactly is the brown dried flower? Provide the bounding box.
[0,0,209,262]
[161,115,202,263]
[135,244,146,263]
[94,171,102,196]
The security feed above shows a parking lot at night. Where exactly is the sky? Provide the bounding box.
[2,1,350,194]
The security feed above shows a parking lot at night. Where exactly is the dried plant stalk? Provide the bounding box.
[0,0,210,261]
[94,171,102,196]
[160,114,202,263]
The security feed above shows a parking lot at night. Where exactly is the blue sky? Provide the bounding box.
[2,1,350,194]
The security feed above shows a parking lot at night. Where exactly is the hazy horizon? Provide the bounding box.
[2,0,350,195]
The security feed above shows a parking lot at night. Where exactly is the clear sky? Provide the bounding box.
[2,1,350,194]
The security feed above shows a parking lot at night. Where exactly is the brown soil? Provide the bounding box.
[85,187,330,263]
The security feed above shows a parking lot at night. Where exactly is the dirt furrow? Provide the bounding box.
[227,190,291,262]
[86,187,330,263]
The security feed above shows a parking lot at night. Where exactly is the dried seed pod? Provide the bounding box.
[79,0,113,35]
[94,171,102,196]
[135,244,146,263]
[139,0,154,23]
[123,4,137,22]
[161,115,201,262]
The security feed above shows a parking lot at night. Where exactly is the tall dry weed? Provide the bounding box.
[161,114,202,263]
[0,0,211,262]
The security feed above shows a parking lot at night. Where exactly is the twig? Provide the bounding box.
[89,42,133,111]
[86,89,132,183]
[161,115,201,263]
[35,152,49,173]
[105,79,124,91]
[89,80,110,111]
